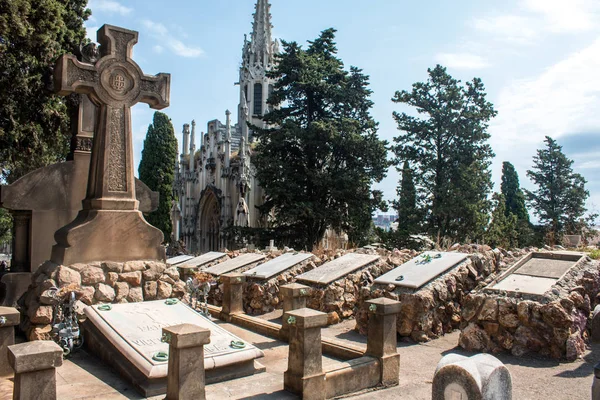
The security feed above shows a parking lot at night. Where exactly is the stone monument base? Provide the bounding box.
[83,300,265,397]
[52,209,165,265]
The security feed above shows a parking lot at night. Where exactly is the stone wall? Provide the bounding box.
[354,246,525,342]
[19,260,186,341]
[458,255,600,361]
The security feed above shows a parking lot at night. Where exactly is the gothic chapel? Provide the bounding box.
[174,0,278,253]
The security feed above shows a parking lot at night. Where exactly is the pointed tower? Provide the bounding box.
[239,0,278,141]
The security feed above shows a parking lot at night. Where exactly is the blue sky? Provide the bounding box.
[85,0,600,218]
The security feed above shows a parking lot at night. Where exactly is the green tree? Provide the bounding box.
[393,160,419,234]
[0,209,11,248]
[138,112,178,243]
[392,65,496,242]
[252,29,388,249]
[526,136,590,243]
[0,0,90,183]
[500,161,533,246]
[486,193,518,248]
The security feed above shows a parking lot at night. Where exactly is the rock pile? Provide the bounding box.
[19,260,186,341]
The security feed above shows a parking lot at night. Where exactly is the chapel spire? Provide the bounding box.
[245,0,277,69]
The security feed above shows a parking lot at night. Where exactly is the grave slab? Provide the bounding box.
[244,253,313,280]
[296,254,380,286]
[374,252,469,289]
[491,274,557,295]
[166,255,194,266]
[514,257,577,279]
[83,299,264,396]
[204,254,266,277]
[178,252,227,269]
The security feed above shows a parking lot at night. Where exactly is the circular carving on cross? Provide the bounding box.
[111,73,126,92]
[97,60,140,105]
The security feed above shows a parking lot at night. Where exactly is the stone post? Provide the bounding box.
[0,307,20,376]
[280,283,310,338]
[8,340,63,400]
[220,273,245,318]
[162,324,211,400]
[365,298,401,386]
[593,361,600,400]
[283,308,327,400]
[432,353,512,400]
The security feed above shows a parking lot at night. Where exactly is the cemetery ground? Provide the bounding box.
[0,316,594,399]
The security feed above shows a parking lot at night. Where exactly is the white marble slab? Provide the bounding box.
[84,300,263,379]
[204,253,266,276]
[177,252,227,269]
[296,253,380,285]
[491,274,557,295]
[374,252,469,289]
[166,255,194,265]
[243,253,314,280]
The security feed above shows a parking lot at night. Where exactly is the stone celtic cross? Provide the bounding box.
[51,24,169,265]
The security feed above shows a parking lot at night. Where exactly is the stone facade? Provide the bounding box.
[174,0,278,253]
[19,260,185,341]
[459,254,600,361]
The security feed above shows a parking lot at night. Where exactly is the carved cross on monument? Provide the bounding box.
[50,24,170,265]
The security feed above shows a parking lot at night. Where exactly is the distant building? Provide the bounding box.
[373,213,396,231]
[174,0,278,253]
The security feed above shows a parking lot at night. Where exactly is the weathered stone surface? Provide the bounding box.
[106,272,119,286]
[143,281,158,300]
[56,266,81,287]
[157,281,172,299]
[142,262,166,281]
[172,281,186,297]
[29,304,53,324]
[102,262,123,273]
[114,282,130,302]
[127,286,143,303]
[95,283,116,302]
[80,266,105,285]
[123,261,146,273]
[79,286,96,305]
[458,323,490,351]
[29,324,53,341]
[119,271,142,286]
[163,267,180,281]
[478,298,498,321]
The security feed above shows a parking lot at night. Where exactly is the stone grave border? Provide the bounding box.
[460,252,598,361]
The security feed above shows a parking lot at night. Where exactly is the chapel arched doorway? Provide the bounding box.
[198,190,221,253]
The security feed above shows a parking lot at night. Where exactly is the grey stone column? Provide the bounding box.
[0,307,20,376]
[162,323,211,400]
[280,283,310,337]
[8,340,63,400]
[283,308,327,400]
[365,298,401,386]
[220,273,245,318]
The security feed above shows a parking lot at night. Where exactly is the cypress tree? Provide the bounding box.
[138,112,178,243]
[394,160,418,234]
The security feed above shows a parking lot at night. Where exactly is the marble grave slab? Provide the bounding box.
[177,252,227,269]
[514,257,578,279]
[166,255,194,265]
[204,253,266,276]
[296,253,380,285]
[490,274,557,295]
[83,300,264,396]
[374,251,469,289]
[243,252,314,280]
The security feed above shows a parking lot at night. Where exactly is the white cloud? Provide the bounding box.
[141,19,204,58]
[88,0,132,15]
[153,45,164,54]
[523,0,598,33]
[472,15,537,45]
[434,53,490,70]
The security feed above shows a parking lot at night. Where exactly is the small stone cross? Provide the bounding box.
[54,24,170,210]
[51,24,169,265]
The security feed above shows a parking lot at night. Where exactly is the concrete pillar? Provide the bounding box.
[162,324,211,400]
[220,273,245,318]
[365,298,401,386]
[280,283,310,337]
[283,308,327,400]
[8,340,63,400]
[0,307,20,376]
[432,353,512,400]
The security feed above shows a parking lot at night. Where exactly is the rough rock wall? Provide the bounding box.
[354,246,524,342]
[19,260,186,341]
[459,256,600,361]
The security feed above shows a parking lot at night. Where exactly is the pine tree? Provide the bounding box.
[138,112,178,243]
[526,136,589,244]
[392,65,496,242]
[252,29,388,249]
[486,193,518,248]
[0,0,91,183]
